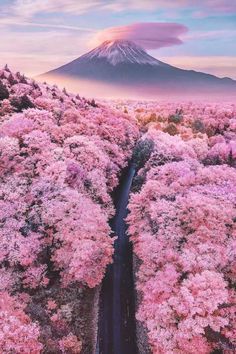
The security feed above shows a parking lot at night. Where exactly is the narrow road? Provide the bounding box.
[96,163,137,354]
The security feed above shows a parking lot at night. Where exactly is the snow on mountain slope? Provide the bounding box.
[80,40,165,66]
[40,39,236,97]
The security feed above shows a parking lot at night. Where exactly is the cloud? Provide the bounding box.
[3,0,236,19]
[0,18,95,33]
[106,0,236,14]
[200,0,236,13]
[9,0,101,18]
[185,30,236,41]
[0,26,92,76]
[92,22,188,50]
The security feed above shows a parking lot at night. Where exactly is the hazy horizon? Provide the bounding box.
[40,73,236,101]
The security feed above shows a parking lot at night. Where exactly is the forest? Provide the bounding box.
[0,67,235,353]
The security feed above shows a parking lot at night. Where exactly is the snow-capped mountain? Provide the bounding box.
[41,40,236,95]
[80,40,164,66]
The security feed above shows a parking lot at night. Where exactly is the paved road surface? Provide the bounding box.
[96,164,137,354]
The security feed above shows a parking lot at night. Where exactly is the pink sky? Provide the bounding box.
[0,0,235,79]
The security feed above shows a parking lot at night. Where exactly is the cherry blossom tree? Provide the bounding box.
[128,127,236,353]
[0,67,138,352]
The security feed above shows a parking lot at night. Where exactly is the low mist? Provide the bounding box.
[40,74,236,102]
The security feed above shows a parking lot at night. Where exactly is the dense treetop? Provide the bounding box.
[0,67,138,353]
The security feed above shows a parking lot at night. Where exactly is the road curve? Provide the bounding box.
[96,164,137,354]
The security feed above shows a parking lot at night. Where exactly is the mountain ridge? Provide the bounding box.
[40,39,236,95]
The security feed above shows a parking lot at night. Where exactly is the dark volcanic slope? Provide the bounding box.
[42,40,236,93]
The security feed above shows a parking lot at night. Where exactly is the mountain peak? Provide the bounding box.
[41,39,236,97]
[81,39,162,66]
[100,39,141,49]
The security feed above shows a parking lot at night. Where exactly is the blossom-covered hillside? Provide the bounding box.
[127,102,236,353]
[1,67,236,354]
[0,67,139,353]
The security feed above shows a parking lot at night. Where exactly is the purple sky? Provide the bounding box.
[0,0,235,78]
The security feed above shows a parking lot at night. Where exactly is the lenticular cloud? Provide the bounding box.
[94,22,188,49]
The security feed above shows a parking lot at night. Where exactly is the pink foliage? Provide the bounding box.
[2,67,236,353]
[0,292,42,353]
[0,67,138,351]
[59,333,82,353]
[41,188,113,287]
[128,120,236,353]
